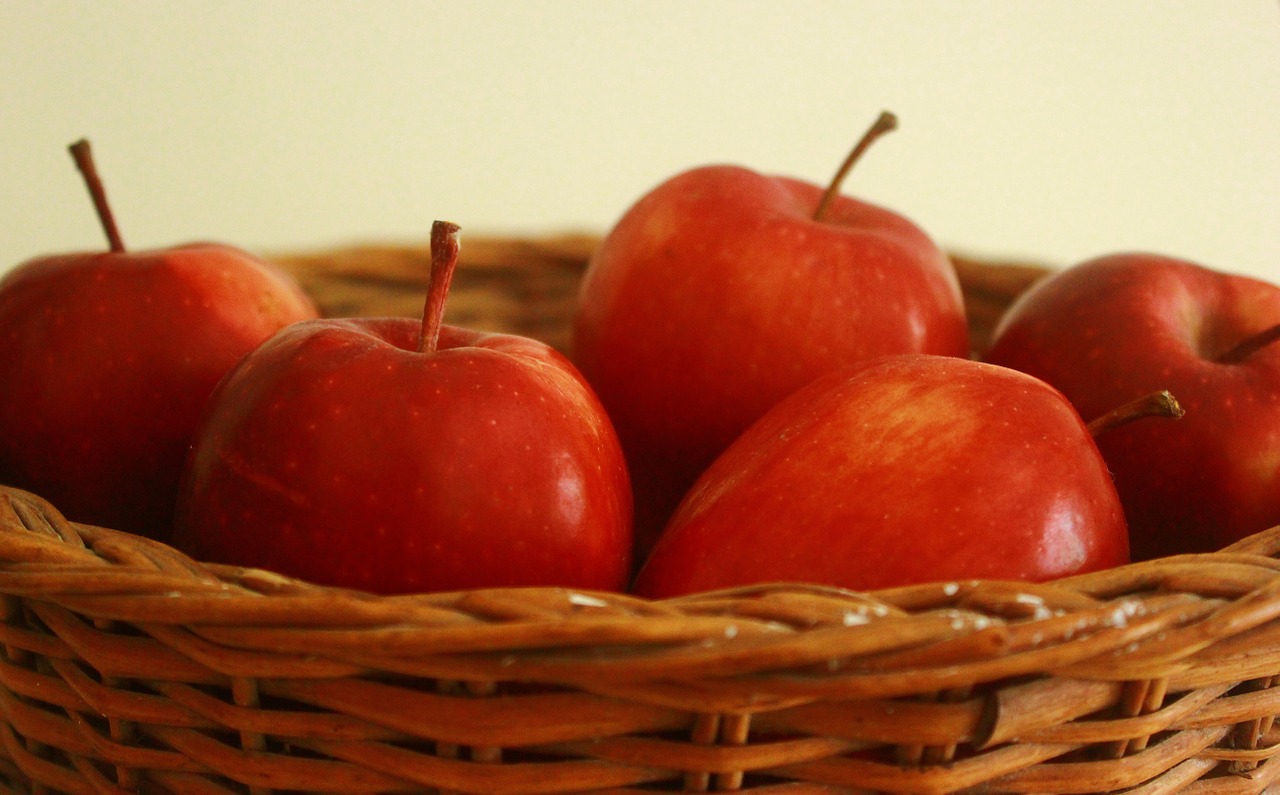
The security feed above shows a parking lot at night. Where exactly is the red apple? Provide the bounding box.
[983,253,1280,559]
[631,355,1130,599]
[572,113,970,557]
[0,140,318,540]
[173,222,633,595]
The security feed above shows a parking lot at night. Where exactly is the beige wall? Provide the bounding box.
[3,1,1278,280]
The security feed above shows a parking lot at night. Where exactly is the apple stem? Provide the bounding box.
[68,139,126,253]
[812,110,899,222]
[1216,323,1280,365]
[419,220,462,354]
[1086,390,1185,439]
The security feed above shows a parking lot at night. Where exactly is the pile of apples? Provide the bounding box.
[4,120,1280,601]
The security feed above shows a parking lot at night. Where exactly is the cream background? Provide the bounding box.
[3,1,1279,280]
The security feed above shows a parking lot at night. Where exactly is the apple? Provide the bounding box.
[572,112,970,558]
[631,355,1131,599]
[0,140,318,541]
[983,253,1280,559]
[173,222,633,595]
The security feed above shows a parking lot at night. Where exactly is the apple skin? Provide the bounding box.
[0,245,319,540]
[983,253,1280,559]
[172,317,633,595]
[631,355,1128,599]
[573,165,970,556]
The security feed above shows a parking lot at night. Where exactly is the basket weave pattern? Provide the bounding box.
[2,237,1279,794]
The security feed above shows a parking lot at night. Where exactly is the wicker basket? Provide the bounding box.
[3,237,1280,795]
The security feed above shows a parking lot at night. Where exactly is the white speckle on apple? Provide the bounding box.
[842,611,869,627]
[942,582,959,597]
[1034,498,1089,573]
[555,454,587,525]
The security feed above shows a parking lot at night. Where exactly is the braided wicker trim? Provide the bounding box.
[5,485,1280,793]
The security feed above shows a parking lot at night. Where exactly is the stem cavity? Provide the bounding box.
[1216,323,1280,365]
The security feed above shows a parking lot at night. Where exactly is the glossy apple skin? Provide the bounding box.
[631,355,1128,598]
[573,165,970,555]
[984,254,1280,559]
[0,245,318,540]
[173,317,633,595]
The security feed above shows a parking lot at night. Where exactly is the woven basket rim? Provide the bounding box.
[7,483,1280,698]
